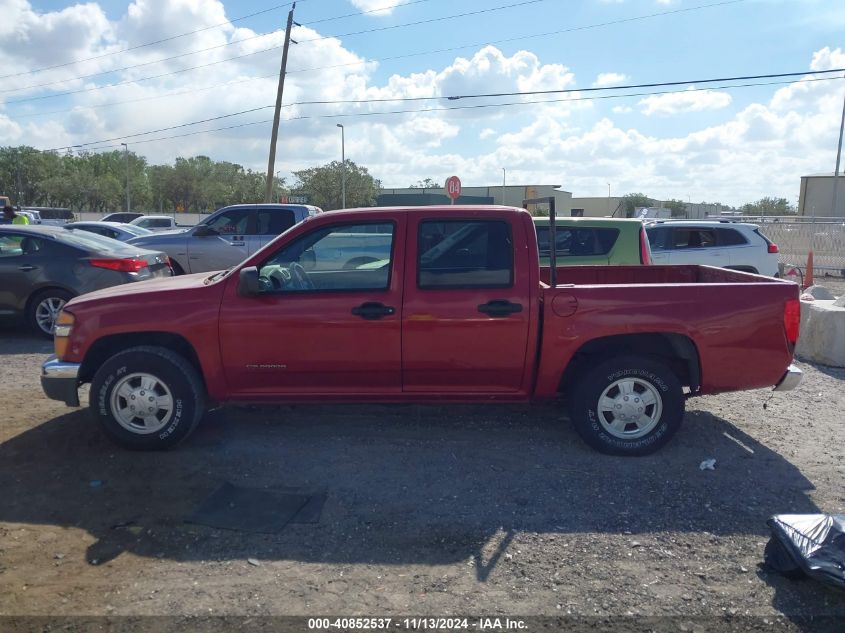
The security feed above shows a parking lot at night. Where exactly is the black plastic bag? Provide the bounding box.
[766,514,845,591]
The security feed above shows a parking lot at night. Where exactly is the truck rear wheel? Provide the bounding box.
[568,356,684,456]
[90,346,205,450]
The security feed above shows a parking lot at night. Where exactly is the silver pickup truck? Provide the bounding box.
[127,203,320,274]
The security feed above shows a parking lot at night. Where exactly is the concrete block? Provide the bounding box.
[795,299,845,368]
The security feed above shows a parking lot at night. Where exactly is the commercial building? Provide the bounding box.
[377,185,572,213]
[798,173,845,218]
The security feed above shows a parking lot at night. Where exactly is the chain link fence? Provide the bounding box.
[740,217,845,276]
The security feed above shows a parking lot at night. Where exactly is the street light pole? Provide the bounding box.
[502,168,506,205]
[121,143,130,213]
[337,123,346,209]
[832,80,845,217]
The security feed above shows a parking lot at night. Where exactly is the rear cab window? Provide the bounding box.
[417,220,513,288]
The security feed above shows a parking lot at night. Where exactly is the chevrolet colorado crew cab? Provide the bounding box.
[41,206,803,456]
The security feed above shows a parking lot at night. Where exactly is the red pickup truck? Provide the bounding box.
[41,206,802,455]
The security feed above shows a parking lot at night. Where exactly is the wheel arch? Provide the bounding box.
[79,332,205,390]
[24,284,76,315]
[557,332,701,395]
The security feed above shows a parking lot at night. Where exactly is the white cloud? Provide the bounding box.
[347,0,408,15]
[638,87,732,116]
[0,0,842,208]
[593,72,628,88]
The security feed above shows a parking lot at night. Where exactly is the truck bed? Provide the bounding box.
[535,264,799,398]
[540,264,788,287]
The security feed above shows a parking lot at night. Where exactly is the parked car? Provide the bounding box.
[0,226,172,338]
[533,217,652,267]
[65,221,153,242]
[22,207,74,226]
[129,215,191,232]
[102,212,145,223]
[41,205,801,455]
[127,204,320,274]
[645,220,779,276]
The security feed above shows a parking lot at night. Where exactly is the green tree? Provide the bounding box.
[409,178,441,189]
[621,193,655,218]
[665,199,687,218]
[740,196,795,216]
[293,160,381,211]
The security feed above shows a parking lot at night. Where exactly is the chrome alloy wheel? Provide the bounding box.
[597,377,663,439]
[110,373,174,434]
[35,296,67,335]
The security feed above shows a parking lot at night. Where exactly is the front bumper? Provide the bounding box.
[773,363,803,392]
[41,356,81,407]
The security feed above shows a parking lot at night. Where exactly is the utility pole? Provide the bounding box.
[264,3,298,203]
[121,143,131,212]
[501,168,506,205]
[832,79,845,217]
[337,123,346,209]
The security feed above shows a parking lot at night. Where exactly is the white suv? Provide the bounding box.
[645,221,779,276]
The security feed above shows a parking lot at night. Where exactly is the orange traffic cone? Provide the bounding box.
[802,251,814,290]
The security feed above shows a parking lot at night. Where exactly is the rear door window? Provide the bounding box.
[673,228,716,248]
[418,220,513,288]
[537,226,620,257]
[256,209,296,235]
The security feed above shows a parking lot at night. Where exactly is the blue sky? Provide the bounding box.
[1,0,844,205]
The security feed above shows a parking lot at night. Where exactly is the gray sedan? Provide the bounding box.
[0,226,173,337]
[65,221,153,242]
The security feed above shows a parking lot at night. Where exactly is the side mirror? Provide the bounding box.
[238,266,260,296]
[194,225,218,237]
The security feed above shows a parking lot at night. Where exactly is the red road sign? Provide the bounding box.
[445,176,462,201]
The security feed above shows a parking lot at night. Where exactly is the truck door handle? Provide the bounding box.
[478,300,523,317]
[18,265,38,271]
[351,302,395,320]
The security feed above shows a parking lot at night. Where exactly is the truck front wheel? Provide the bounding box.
[90,346,205,450]
[569,356,684,456]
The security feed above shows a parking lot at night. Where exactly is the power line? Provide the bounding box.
[0,2,299,81]
[0,0,439,82]
[74,75,842,153]
[2,0,546,96]
[43,73,845,152]
[4,0,747,107]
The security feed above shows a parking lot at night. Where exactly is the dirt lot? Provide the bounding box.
[1,313,844,626]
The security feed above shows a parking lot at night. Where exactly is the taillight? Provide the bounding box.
[784,298,800,346]
[768,243,779,254]
[639,228,652,265]
[89,258,149,273]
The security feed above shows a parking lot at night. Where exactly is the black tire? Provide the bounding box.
[27,288,74,339]
[90,346,205,450]
[169,259,186,275]
[568,355,684,456]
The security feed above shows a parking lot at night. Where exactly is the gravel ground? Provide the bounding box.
[0,320,844,627]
